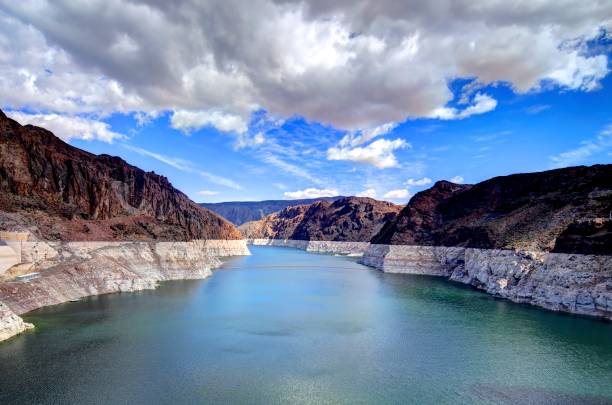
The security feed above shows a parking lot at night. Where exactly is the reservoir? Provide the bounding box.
[0,246,611,404]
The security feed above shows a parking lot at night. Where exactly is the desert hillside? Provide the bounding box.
[0,110,242,241]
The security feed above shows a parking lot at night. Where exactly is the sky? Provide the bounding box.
[1,1,611,203]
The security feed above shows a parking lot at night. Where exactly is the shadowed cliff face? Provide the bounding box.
[240,197,402,242]
[0,109,242,241]
[372,165,612,254]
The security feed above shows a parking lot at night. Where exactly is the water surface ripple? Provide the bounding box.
[1,246,611,404]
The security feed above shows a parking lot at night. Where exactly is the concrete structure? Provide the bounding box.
[0,232,29,275]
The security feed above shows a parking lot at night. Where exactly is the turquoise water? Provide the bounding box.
[1,246,611,404]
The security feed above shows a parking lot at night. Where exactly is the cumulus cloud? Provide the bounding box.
[356,188,377,198]
[405,177,432,187]
[338,123,398,148]
[122,144,242,189]
[550,124,612,167]
[235,132,265,150]
[170,110,248,134]
[0,0,609,133]
[450,176,465,183]
[327,138,408,168]
[383,189,410,201]
[429,93,498,120]
[6,111,124,143]
[284,187,339,199]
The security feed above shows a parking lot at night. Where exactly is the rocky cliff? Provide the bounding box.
[0,239,250,341]
[0,109,242,241]
[240,197,402,242]
[201,196,343,225]
[373,165,612,254]
[361,244,612,320]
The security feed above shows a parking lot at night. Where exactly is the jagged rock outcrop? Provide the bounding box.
[240,197,401,242]
[372,165,612,254]
[250,238,370,256]
[361,244,612,320]
[0,109,242,241]
[0,301,33,341]
[0,239,250,341]
[201,196,343,225]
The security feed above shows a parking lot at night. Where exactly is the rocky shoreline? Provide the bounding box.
[249,238,370,256]
[0,239,250,342]
[249,239,612,320]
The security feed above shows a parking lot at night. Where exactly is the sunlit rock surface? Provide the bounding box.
[0,239,250,341]
[361,244,612,320]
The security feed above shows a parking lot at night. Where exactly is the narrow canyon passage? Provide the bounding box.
[1,246,611,404]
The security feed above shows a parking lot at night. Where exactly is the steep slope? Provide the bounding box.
[372,165,612,254]
[0,109,241,241]
[200,196,343,225]
[240,197,402,241]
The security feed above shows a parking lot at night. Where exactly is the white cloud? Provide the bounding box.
[525,104,551,114]
[550,124,612,167]
[234,131,265,149]
[327,138,408,168]
[338,122,398,148]
[197,190,219,196]
[383,189,411,201]
[356,188,377,198]
[6,111,124,143]
[405,177,432,187]
[450,176,465,183]
[170,110,248,134]
[122,144,242,190]
[262,154,322,185]
[284,187,339,199]
[0,1,609,131]
[430,93,498,120]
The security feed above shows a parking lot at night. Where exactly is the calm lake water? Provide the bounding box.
[1,246,611,404]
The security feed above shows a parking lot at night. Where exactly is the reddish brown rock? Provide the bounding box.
[240,197,401,241]
[372,165,612,254]
[0,109,242,241]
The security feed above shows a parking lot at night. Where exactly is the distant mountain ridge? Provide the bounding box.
[200,196,343,225]
[237,165,612,255]
[239,197,402,241]
[0,109,242,241]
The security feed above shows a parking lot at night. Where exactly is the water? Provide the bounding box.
[1,246,611,404]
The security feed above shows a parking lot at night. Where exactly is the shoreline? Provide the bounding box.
[0,239,250,342]
[247,239,612,321]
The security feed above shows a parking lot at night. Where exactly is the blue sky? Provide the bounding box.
[1,1,611,204]
[66,71,612,203]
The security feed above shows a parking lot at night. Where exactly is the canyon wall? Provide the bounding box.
[0,239,250,342]
[249,238,370,256]
[361,244,612,320]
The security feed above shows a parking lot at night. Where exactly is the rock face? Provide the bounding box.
[240,197,401,242]
[0,301,33,342]
[250,238,370,256]
[373,165,612,254]
[201,196,343,225]
[0,239,250,341]
[0,109,242,241]
[361,244,612,320]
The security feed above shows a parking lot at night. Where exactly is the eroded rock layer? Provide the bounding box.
[361,244,612,320]
[240,197,401,242]
[0,239,250,341]
[373,165,612,254]
[0,109,242,241]
[249,238,370,256]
